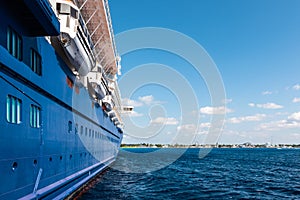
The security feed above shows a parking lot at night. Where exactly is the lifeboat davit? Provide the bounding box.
[56,0,95,76]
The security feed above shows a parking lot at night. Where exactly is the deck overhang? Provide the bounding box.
[3,0,60,36]
[76,0,118,75]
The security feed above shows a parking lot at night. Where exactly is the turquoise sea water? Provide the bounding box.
[77,148,300,199]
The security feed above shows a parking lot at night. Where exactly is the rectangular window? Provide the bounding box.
[71,8,78,19]
[6,95,22,124]
[56,3,61,12]
[30,49,42,76]
[80,125,83,135]
[30,104,41,128]
[75,123,78,134]
[17,100,21,124]
[68,121,72,133]
[7,27,22,61]
[60,4,70,14]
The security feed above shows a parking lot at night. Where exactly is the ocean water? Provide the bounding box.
[77,148,300,199]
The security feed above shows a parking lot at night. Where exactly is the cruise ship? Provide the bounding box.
[0,0,125,199]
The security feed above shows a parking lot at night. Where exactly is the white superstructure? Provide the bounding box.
[51,0,124,130]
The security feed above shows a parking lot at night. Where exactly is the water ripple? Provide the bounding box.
[77,148,300,199]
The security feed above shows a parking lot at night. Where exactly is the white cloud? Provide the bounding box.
[293,97,300,103]
[166,131,172,135]
[127,111,144,117]
[262,91,273,95]
[257,103,283,109]
[259,120,300,131]
[227,114,266,124]
[138,95,154,105]
[259,112,300,131]
[122,95,163,108]
[177,123,212,135]
[288,112,300,121]
[177,124,197,132]
[151,117,179,125]
[293,84,300,90]
[199,122,211,128]
[249,102,283,109]
[223,99,233,104]
[200,106,233,115]
[122,98,143,107]
[275,112,289,116]
[248,103,255,107]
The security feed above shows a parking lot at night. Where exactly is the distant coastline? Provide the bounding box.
[121,143,300,149]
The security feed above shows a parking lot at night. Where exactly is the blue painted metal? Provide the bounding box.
[0,1,122,199]
[23,0,60,36]
[2,0,59,36]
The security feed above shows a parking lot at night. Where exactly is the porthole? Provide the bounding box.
[33,159,38,166]
[60,156,63,160]
[12,162,18,171]
[49,157,52,162]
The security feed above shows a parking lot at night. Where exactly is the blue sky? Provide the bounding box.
[109,0,300,144]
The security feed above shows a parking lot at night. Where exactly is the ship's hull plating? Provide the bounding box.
[0,2,122,199]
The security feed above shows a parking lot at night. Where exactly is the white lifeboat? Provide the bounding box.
[87,65,107,100]
[102,95,114,112]
[117,122,124,128]
[108,110,116,118]
[55,0,95,76]
[111,117,118,122]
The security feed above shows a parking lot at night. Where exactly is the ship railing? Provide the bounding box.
[113,81,122,110]
[78,15,94,50]
[103,0,117,58]
[74,0,118,75]
[100,71,121,101]
[77,14,97,64]
[73,0,123,122]
[103,73,122,120]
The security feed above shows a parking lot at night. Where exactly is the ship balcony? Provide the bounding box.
[4,0,60,36]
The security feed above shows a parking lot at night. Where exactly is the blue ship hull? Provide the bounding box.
[0,1,122,199]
